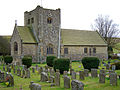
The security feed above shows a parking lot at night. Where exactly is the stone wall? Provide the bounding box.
[61,45,108,60]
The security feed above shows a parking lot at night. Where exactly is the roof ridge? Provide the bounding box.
[61,29,95,32]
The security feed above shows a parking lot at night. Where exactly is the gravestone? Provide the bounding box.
[70,69,74,75]
[50,69,55,76]
[63,71,68,77]
[112,65,116,71]
[79,71,85,80]
[36,65,38,71]
[9,74,14,86]
[1,72,5,82]
[106,64,110,70]
[84,69,89,77]
[21,69,26,78]
[40,72,49,82]
[26,69,30,78]
[55,71,60,86]
[49,75,55,83]
[3,66,5,71]
[8,67,11,72]
[29,81,41,90]
[91,69,98,78]
[72,71,76,79]
[110,73,117,86]
[100,69,106,74]
[32,67,35,73]
[64,75,70,88]
[45,65,48,73]
[71,80,84,90]
[99,72,106,83]
[0,70,1,82]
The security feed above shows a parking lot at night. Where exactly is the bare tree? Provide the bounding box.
[92,15,119,50]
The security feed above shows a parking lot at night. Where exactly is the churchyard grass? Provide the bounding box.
[0,59,120,90]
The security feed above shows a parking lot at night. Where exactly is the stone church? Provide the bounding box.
[10,5,108,64]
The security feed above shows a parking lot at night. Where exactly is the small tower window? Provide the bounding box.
[47,17,52,24]
[28,19,30,24]
[31,17,34,23]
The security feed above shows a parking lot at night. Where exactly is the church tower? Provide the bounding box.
[24,5,61,61]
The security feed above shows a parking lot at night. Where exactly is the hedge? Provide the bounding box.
[53,58,70,74]
[22,56,32,68]
[46,56,56,67]
[4,55,13,65]
[82,57,100,71]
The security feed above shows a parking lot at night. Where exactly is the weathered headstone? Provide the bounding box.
[3,66,5,71]
[36,65,38,71]
[55,71,60,86]
[110,73,117,86]
[71,71,76,79]
[50,69,55,76]
[21,69,26,78]
[29,81,41,90]
[32,67,35,73]
[9,74,14,86]
[91,69,98,78]
[71,80,84,90]
[99,72,106,83]
[112,65,116,71]
[70,69,74,75]
[79,71,85,80]
[106,64,110,70]
[100,69,106,74]
[63,71,68,77]
[40,72,49,82]
[84,69,89,77]
[26,69,30,78]
[64,75,70,88]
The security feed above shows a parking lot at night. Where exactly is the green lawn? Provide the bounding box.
[0,61,120,90]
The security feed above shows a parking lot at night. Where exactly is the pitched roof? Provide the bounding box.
[61,29,107,46]
[16,26,37,43]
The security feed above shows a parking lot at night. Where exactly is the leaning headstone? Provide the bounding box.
[112,65,116,71]
[9,74,14,86]
[71,80,84,90]
[64,75,70,88]
[99,72,106,83]
[49,75,55,83]
[72,71,76,79]
[91,69,98,78]
[55,71,60,86]
[110,73,117,86]
[79,71,85,80]
[40,72,49,82]
[84,69,89,77]
[45,65,48,73]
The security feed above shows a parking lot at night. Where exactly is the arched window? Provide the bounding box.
[47,17,52,24]
[47,44,54,54]
[14,42,18,51]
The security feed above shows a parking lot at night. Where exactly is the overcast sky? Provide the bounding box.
[0,0,120,35]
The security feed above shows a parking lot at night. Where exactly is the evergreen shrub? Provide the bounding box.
[46,56,56,67]
[4,55,13,65]
[22,56,32,68]
[53,58,70,74]
[82,57,100,71]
